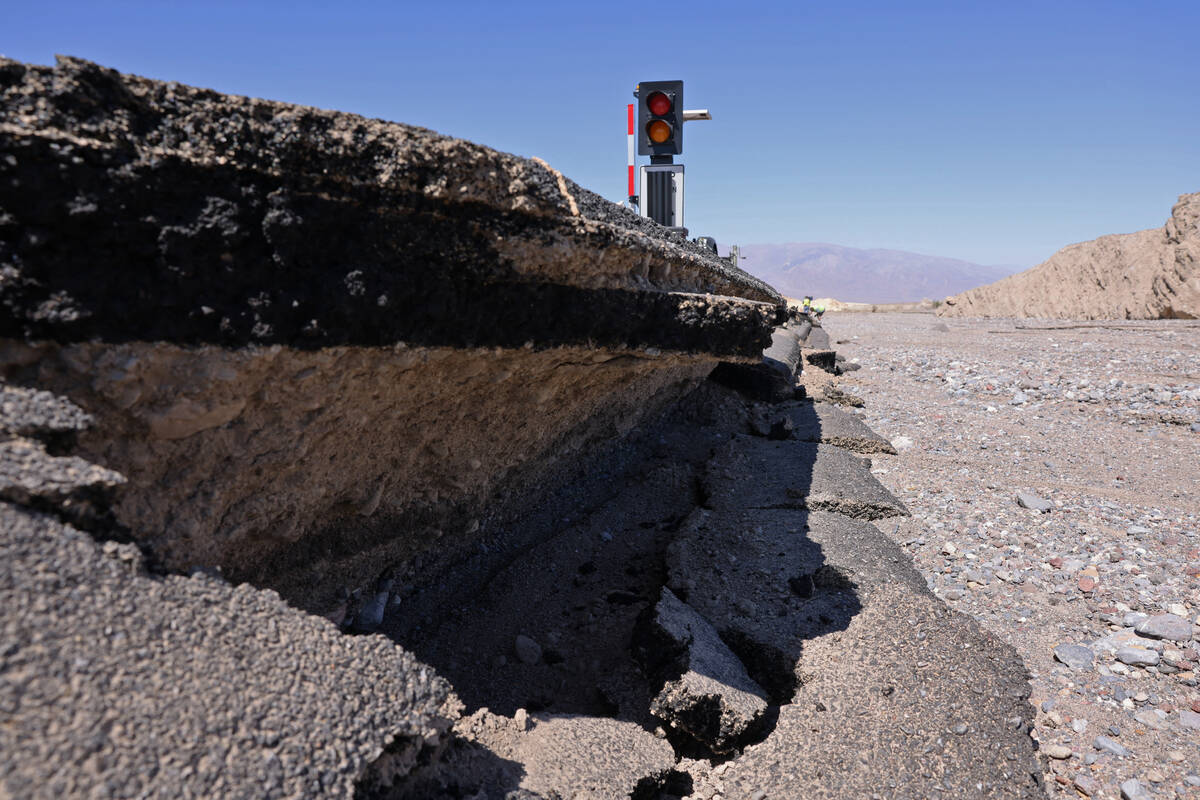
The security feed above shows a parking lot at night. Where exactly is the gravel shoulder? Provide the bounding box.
[828,312,1200,800]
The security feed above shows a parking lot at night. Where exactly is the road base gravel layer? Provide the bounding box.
[827,312,1200,800]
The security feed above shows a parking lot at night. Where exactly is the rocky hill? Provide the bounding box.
[739,242,1014,303]
[940,193,1200,319]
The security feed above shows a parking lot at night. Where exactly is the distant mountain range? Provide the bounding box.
[737,242,1018,303]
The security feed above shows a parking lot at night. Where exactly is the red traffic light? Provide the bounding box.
[646,91,671,116]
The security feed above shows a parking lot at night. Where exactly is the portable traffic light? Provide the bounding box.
[636,80,683,156]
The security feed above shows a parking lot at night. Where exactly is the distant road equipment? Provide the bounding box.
[627,80,709,236]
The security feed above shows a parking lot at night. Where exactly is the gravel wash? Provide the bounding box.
[827,312,1200,800]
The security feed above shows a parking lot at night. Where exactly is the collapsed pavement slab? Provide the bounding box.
[803,348,838,373]
[804,326,831,350]
[704,434,908,519]
[0,56,783,611]
[665,508,1042,798]
[780,399,898,454]
[635,587,770,754]
[710,326,804,402]
[666,509,872,700]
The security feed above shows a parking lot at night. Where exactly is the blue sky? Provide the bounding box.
[5,0,1198,267]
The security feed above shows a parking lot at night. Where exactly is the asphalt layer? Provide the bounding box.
[0,503,456,800]
[0,56,780,353]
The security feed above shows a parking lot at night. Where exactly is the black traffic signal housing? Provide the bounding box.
[636,80,683,156]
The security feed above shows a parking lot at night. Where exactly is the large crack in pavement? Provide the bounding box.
[372,330,1046,799]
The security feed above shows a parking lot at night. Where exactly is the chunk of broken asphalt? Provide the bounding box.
[636,587,769,754]
[781,400,897,454]
[704,435,908,520]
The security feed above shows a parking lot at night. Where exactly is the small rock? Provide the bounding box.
[1179,709,1200,730]
[1073,774,1100,797]
[1136,614,1192,642]
[1120,778,1150,800]
[514,708,529,731]
[1017,492,1053,512]
[1078,575,1097,592]
[767,417,794,440]
[1093,735,1130,757]
[515,634,542,665]
[1122,612,1149,628]
[1053,643,1094,670]
[1043,744,1072,759]
[1116,647,1160,667]
[1145,769,1165,783]
[891,435,914,452]
[1133,709,1166,730]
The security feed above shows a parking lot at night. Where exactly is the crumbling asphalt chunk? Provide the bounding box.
[803,348,838,373]
[781,399,898,454]
[432,711,675,800]
[762,327,803,382]
[703,435,908,520]
[0,437,125,530]
[635,587,769,754]
[815,384,865,407]
[0,502,457,800]
[0,384,93,443]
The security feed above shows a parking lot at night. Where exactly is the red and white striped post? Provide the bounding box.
[626,103,636,205]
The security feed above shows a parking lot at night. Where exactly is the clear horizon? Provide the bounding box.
[5,0,1197,267]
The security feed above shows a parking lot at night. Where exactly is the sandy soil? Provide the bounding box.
[828,311,1200,800]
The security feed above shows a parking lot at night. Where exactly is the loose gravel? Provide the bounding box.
[827,312,1200,800]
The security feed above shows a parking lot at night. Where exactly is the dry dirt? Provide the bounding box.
[940,192,1200,320]
[828,311,1200,800]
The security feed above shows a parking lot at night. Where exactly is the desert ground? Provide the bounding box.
[828,311,1200,800]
